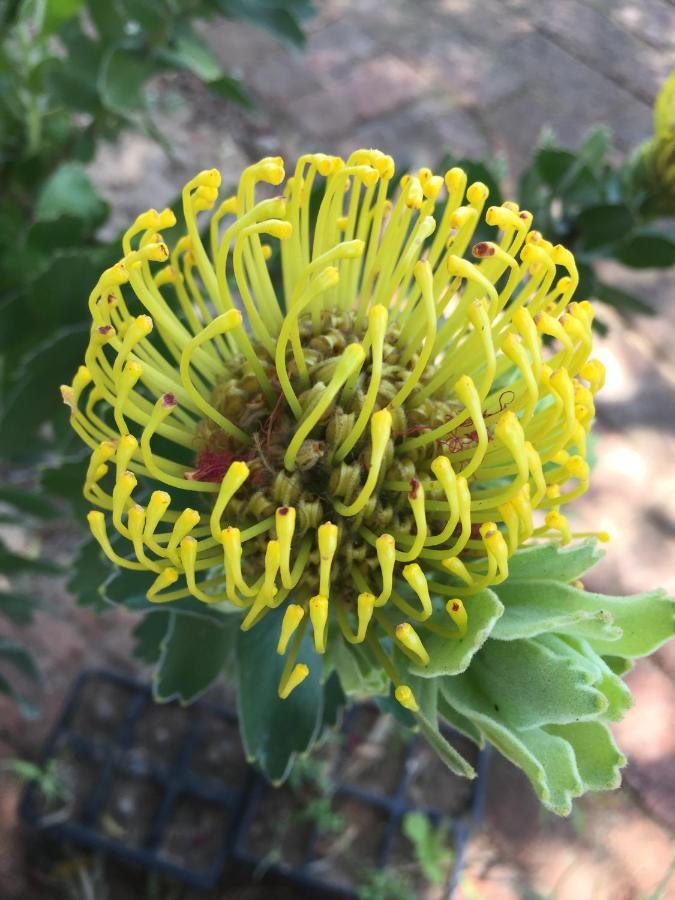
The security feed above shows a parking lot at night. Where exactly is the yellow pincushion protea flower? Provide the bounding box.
[61,149,606,707]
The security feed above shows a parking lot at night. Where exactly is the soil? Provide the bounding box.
[159,796,232,872]
[189,714,248,786]
[338,705,410,796]
[131,703,190,766]
[406,735,477,818]
[69,678,138,744]
[310,795,389,889]
[98,775,163,847]
[244,785,315,871]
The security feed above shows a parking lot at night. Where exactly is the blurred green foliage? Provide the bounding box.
[0,0,313,459]
[0,484,63,717]
[401,811,453,885]
[0,0,314,714]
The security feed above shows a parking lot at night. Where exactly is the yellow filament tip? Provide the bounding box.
[394,685,419,713]
[277,604,305,655]
[309,594,329,654]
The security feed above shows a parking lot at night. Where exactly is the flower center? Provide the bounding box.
[192,308,481,599]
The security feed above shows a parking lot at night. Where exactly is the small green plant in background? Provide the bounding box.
[402,811,454,885]
[0,757,71,808]
[288,748,345,834]
[357,868,416,900]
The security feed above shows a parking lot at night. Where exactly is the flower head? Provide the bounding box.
[63,150,605,703]
[637,71,675,215]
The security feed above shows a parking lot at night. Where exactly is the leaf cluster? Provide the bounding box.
[75,538,672,817]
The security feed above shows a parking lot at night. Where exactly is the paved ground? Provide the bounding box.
[2,0,675,897]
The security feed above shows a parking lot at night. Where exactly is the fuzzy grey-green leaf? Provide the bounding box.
[410,589,503,678]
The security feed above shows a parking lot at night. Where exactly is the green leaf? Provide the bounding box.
[467,638,608,729]
[24,252,104,330]
[437,693,483,746]
[414,707,476,779]
[132,611,172,664]
[577,203,633,251]
[100,567,230,623]
[492,580,621,643]
[0,592,37,626]
[0,759,44,781]
[613,231,675,268]
[602,655,633,677]
[402,812,452,885]
[577,126,612,172]
[0,324,89,456]
[45,32,103,114]
[536,147,575,185]
[541,636,633,723]
[0,637,40,680]
[0,486,59,519]
[496,580,674,659]
[221,0,313,47]
[87,1,126,38]
[409,589,503,677]
[98,45,155,114]
[325,633,388,697]
[505,539,604,583]
[593,281,654,316]
[236,607,323,783]
[582,588,675,658]
[320,671,346,731]
[0,537,62,575]
[34,162,109,230]
[154,612,237,703]
[42,0,85,35]
[40,453,90,517]
[546,721,625,792]
[161,30,223,82]
[440,675,583,814]
[576,260,598,300]
[208,75,254,108]
[0,672,38,719]
[26,215,92,253]
[66,534,112,611]
[113,0,167,34]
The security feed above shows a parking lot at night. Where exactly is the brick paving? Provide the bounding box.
[2,1,675,897]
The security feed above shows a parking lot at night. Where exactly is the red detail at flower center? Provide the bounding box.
[189,448,253,483]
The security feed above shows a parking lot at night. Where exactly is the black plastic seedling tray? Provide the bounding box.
[19,669,253,890]
[20,669,488,896]
[234,704,489,899]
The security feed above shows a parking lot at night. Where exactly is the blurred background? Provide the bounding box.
[0,0,674,897]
